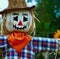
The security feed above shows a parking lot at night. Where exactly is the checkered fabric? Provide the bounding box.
[0,36,58,59]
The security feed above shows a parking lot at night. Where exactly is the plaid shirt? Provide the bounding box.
[0,36,58,59]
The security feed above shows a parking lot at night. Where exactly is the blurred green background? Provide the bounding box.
[35,0,60,37]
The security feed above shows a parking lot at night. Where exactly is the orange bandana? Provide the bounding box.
[7,32,32,54]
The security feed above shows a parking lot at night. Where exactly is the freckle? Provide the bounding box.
[8,21,12,26]
[27,22,30,27]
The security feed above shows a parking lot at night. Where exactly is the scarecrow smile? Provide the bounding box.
[13,25,26,30]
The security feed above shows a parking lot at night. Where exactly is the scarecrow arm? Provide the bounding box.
[32,37,58,52]
[0,36,7,48]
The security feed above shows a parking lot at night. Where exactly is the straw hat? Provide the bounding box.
[0,0,35,14]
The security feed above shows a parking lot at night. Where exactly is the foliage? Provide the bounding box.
[0,49,2,59]
[34,52,45,59]
[35,0,60,37]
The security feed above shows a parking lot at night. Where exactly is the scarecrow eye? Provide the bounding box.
[13,16,18,21]
[23,17,28,22]
[13,13,19,21]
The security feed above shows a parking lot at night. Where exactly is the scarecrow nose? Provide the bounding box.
[18,21,22,26]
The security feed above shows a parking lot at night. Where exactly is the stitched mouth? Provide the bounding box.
[13,25,26,30]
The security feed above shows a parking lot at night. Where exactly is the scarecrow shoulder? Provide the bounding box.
[31,37,58,51]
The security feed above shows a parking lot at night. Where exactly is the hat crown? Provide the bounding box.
[8,0,26,9]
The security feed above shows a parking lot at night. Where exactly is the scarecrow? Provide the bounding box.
[0,0,58,59]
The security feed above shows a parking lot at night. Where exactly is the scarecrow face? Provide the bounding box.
[5,11,32,32]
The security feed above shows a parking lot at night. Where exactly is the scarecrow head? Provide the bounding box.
[0,0,35,35]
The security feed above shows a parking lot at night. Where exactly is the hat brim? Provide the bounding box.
[0,6,35,14]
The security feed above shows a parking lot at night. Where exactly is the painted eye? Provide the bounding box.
[23,17,28,22]
[13,16,18,21]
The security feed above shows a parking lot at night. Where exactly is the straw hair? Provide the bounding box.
[1,14,11,35]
